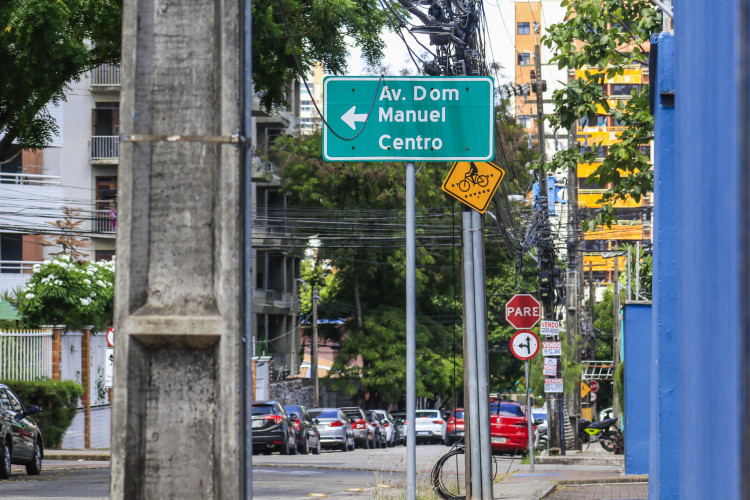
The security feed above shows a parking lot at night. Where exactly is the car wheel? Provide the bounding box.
[26,439,42,476]
[364,436,370,449]
[312,438,321,455]
[340,437,348,452]
[349,435,356,451]
[446,436,453,446]
[290,436,298,455]
[280,437,291,455]
[0,440,11,479]
[301,437,310,455]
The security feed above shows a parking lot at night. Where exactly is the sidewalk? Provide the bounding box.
[494,448,647,499]
[45,449,111,461]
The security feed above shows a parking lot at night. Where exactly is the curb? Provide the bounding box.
[45,452,111,461]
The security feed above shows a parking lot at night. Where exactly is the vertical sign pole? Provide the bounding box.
[526,360,535,472]
[462,207,482,498]
[471,210,492,498]
[406,162,416,500]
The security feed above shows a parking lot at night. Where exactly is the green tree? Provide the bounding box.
[15,256,115,330]
[0,0,122,160]
[542,0,662,229]
[252,0,389,110]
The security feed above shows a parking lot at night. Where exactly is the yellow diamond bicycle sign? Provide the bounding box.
[441,161,505,213]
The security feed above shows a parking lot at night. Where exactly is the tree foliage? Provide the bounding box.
[0,0,122,160]
[15,256,115,330]
[252,0,389,110]
[542,0,662,229]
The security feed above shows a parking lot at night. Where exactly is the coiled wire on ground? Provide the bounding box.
[431,441,500,500]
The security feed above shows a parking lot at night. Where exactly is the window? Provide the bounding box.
[579,178,602,190]
[5,389,23,412]
[517,115,532,128]
[583,240,607,252]
[0,234,22,273]
[517,53,531,66]
[92,102,119,136]
[611,84,640,96]
[517,22,530,35]
[579,115,608,128]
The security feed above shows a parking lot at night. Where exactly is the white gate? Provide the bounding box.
[0,329,53,380]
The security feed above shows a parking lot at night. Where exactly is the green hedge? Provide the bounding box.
[1,379,84,449]
[614,361,625,417]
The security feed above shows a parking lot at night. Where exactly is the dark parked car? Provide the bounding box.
[252,401,297,455]
[284,404,321,454]
[0,384,43,478]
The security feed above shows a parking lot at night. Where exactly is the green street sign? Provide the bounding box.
[323,76,495,162]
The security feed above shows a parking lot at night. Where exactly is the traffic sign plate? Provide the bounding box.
[510,330,540,360]
[323,76,495,161]
[589,380,600,392]
[106,327,115,348]
[441,161,505,213]
[505,293,542,329]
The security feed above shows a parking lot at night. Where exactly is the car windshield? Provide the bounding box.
[416,410,439,419]
[452,410,464,418]
[252,404,277,416]
[491,402,525,417]
[310,409,339,419]
[533,412,547,421]
[342,409,361,419]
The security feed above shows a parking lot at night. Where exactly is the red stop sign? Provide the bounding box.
[589,380,600,392]
[505,293,542,329]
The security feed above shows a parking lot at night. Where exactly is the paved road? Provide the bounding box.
[0,443,471,499]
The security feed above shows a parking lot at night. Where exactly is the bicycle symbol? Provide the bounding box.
[457,162,489,192]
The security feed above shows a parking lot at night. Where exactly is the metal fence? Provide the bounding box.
[0,330,53,381]
[90,136,120,160]
[90,63,121,87]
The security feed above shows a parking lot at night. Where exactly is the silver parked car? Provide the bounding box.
[309,408,355,452]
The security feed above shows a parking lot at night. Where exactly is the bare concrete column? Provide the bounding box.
[112,0,243,498]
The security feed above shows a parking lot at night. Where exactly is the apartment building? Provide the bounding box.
[1,64,304,378]
[514,1,652,285]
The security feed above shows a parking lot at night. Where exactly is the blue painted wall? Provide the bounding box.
[676,1,741,498]
[623,302,651,475]
[650,32,680,500]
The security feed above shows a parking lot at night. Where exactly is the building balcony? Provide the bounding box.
[583,223,646,241]
[0,174,64,228]
[578,190,643,208]
[582,254,627,273]
[0,261,42,295]
[252,288,293,315]
[92,209,117,237]
[575,65,643,84]
[90,136,119,164]
[90,64,121,90]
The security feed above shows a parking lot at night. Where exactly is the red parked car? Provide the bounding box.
[489,400,536,455]
[445,408,465,446]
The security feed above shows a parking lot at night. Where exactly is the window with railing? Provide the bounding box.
[91,102,120,160]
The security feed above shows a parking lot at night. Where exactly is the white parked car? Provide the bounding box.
[371,409,398,446]
[410,409,446,444]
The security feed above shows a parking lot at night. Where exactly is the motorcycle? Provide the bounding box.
[578,417,623,453]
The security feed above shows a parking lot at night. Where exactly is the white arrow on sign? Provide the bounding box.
[341,106,368,130]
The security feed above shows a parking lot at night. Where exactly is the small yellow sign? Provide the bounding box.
[441,161,505,213]
[581,381,591,398]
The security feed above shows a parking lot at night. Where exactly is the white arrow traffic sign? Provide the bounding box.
[510,330,540,361]
[341,106,368,130]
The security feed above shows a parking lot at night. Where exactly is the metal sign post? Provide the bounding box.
[405,161,416,500]
[526,360,535,471]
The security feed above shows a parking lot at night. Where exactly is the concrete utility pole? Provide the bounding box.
[534,27,564,455]
[612,257,621,420]
[112,0,245,497]
[566,125,582,450]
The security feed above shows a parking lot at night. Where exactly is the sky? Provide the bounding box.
[345,0,519,86]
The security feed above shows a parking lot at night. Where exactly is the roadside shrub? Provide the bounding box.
[614,361,625,417]
[1,379,84,448]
